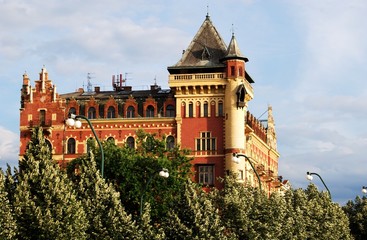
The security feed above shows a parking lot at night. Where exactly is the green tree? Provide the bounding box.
[71,153,142,239]
[304,184,352,240]
[0,170,17,239]
[162,179,227,239]
[343,195,367,240]
[13,126,88,240]
[71,129,193,221]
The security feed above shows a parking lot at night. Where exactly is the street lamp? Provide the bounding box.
[140,168,169,217]
[306,171,331,199]
[232,153,262,191]
[362,186,367,194]
[66,114,105,178]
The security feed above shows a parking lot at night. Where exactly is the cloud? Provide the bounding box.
[0,126,18,170]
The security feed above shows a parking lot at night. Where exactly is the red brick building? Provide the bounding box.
[19,14,286,195]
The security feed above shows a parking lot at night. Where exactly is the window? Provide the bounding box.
[67,138,76,154]
[146,105,154,118]
[166,136,175,150]
[218,101,223,117]
[69,107,76,117]
[196,132,216,151]
[203,102,208,117]
[166,105,175,117]
[239,66,243,76]
[188,102,193,117]
[107,106,115,118]
[198,165,214,185]
[88,107,96,119]
[230,66,235,76]
[107,137,115,144]
[127,106,135,118]
[39,110,46,126]
[126,136,135,149]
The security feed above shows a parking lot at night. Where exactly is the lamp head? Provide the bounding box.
[159,168,169,178]
[306,172,313,181]
[232,153,240,164]
[74,120,82,128]
[65,118,75,127]
[362,186,367,194]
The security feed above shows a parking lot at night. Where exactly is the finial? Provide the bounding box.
[206,4,210,19]
[231,23,235,36]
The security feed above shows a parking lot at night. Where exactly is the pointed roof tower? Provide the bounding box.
[168,14,228,73]
[223,32,249,62]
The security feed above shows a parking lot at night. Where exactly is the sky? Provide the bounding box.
[1,0,367,205]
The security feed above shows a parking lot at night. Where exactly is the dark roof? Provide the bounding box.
[168,15,227,70]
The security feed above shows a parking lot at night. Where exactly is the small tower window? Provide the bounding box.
[230,66,235,76]
[236,84,246,109]
[239,67,243,77]
[39,110,46,126]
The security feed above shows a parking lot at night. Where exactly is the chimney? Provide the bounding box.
[95,86,100,93]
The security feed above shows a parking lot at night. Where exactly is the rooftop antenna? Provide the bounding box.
[124,72,132,86]
[206,3,210,19]
[87,72,95,92]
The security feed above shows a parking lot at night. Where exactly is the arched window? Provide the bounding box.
[166,136,175,150]
[68,107,76,117]
[165,105,175,117]
[126,136,135,149]
[88,107,96,119]
[218,101,223,117]
[107,106,115,118]
[203,101,208,117]
[67,138,76,154]
[127,106,135,118]
[146,105,154,118]
[107,137,115,144]
[45,139,52,153]
[188,102,193,117]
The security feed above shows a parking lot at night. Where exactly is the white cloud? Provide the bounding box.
[0,126,18,170]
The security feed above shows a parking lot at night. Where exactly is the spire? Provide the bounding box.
[224,31,248,62]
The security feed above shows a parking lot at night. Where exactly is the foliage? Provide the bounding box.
[71,129,193,221]
[13,126,88,240]
[0,170,17,239]
[162,179,227,239]
[343,195,367,240]
[71,153,142,239]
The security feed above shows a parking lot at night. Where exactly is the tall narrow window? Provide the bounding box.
[67,138,76,154]
[166,136,175,150]
[218,101,223,117]
[188,102,193,118]
[107,106,115,118]
[166,105,175,117]
[198,165,214,185]
[230,66,235,76]
[127,106,135,118]
[203,102,208,117]
[146,105,154,118]
[88,107,96,119]
[39,110,46,126]
[126,136,135,149]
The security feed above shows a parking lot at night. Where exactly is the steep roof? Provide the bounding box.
[223,33,248,62]
[168,14,228,70]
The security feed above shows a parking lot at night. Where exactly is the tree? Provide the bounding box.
[343,195,367,240]
[70,153,142,239]
[70,129,193,221]
[13,126,88,240]
[162,179,227,239]
[0,170,17,239]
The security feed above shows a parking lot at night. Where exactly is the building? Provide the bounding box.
[19,14,286,195]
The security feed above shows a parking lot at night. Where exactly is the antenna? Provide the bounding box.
[87,73,95,92]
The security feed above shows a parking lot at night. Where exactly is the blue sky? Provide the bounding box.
[1,0,367,205]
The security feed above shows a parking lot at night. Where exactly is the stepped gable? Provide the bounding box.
[168,14,227,71]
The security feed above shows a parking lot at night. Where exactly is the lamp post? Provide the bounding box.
[140,168,169,217]
[66,114,105,178]
[232,153,262,191]
[362,186,367,194]
[306,171,331,198]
